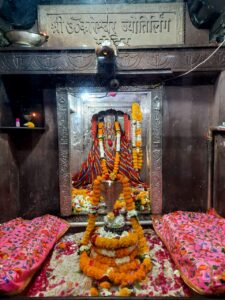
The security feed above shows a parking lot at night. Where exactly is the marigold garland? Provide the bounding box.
[93,248,139,267]
[131,102,143,171]
[79,173,152,295]
[132,103,142,121]
[130,217,149,255]
[80,175,103,245]
[108,259,151,286]
[80,249,152,287]
[92,257,138,272]
[119,174,135,211]
[80,214,97,245]
[80,251,106,279]
[92,231,138,250]
[93,244,136,258]
[98,121,121,179]
[80,173,136,248]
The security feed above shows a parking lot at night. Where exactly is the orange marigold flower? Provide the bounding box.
[58,242,67,249]
[99,281,111,289]
[136,141,142,147]
[90,287,99,296]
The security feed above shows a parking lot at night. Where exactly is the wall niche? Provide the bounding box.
[0,75,59,222]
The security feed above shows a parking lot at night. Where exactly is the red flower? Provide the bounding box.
[89,260,94,266]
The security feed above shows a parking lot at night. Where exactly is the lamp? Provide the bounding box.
[96,46,116,79]
[96,45,115,61]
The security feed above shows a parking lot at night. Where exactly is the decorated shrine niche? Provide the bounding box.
[56,89,163,220]
[71,106,151,215]
[71,103,152,296]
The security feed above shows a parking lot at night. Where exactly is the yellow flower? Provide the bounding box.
[107,212,115,220]
[109,172,116,181]
[24,121,35,128]
[132,103,142,121]
[141,198,146,205]
[119,287,132,296]
[114,200,126,210]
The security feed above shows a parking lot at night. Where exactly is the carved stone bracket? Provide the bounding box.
[0,47,225,74]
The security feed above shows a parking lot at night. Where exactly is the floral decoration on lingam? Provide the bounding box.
[78,173,152,296]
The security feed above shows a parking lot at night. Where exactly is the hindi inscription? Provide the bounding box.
[38,3,184,48]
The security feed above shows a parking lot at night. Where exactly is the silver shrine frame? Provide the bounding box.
[56,86,163,221]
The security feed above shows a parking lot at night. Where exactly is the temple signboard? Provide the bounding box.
[38,3,184,48]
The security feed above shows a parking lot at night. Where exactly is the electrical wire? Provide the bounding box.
[141,39,225,89]
[164,38,225,83]
[96,39,225,91]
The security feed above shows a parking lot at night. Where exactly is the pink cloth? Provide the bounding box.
[153,211,225,295]
[0,215,69,295]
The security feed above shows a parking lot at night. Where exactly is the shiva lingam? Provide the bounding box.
[79,174,152,297]
[100,180,122,212]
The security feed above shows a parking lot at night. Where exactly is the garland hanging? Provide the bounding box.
[131,102,143,171]
[79,173,152,295]
[98,120,121,180]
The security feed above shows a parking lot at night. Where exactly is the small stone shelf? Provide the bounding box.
[0,127,45,131]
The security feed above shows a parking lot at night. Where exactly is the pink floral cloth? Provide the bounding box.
[0,215,69,295]
[153,211,225,295]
